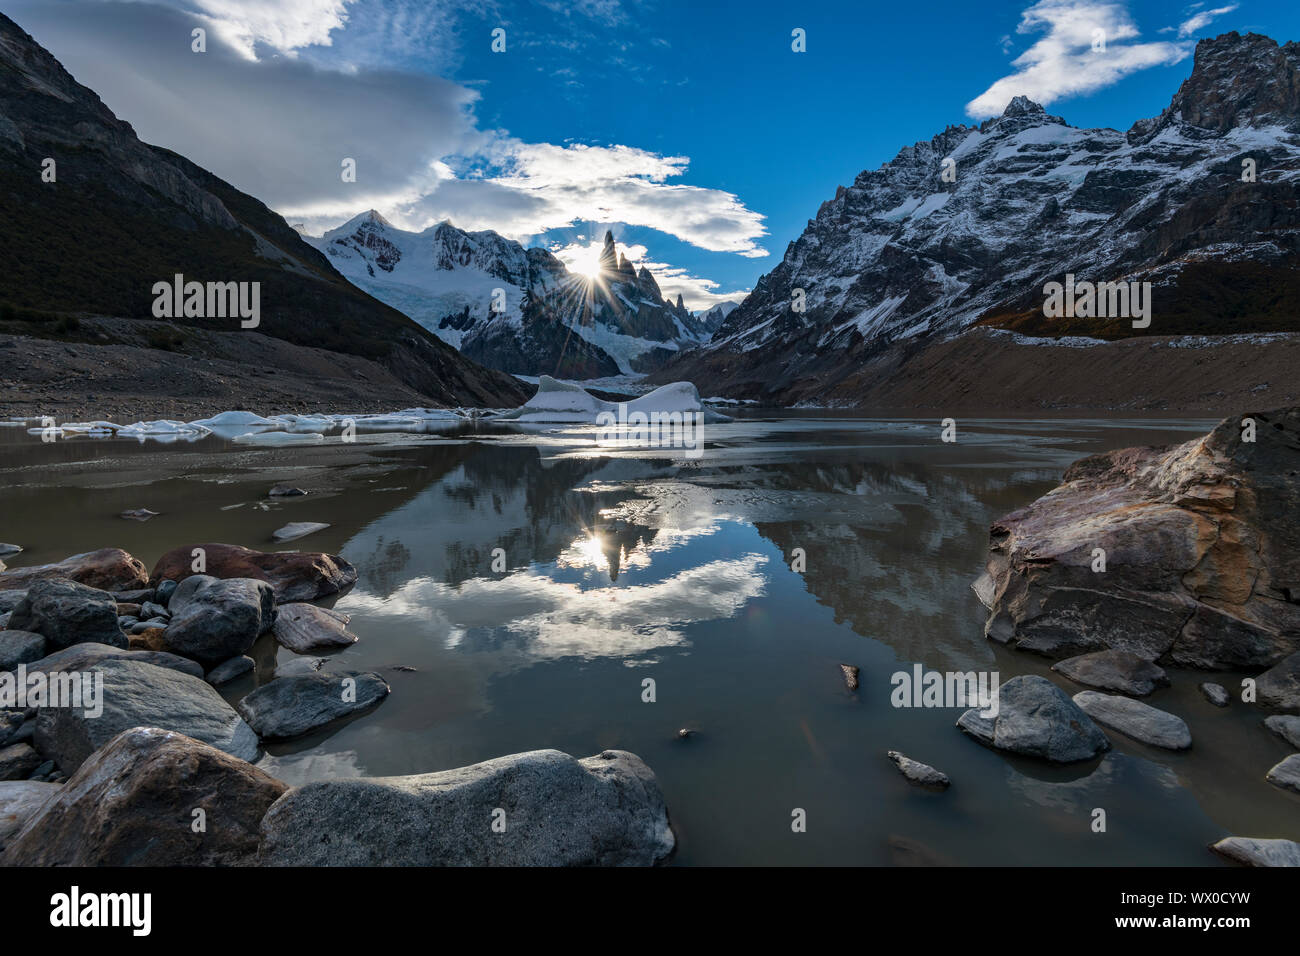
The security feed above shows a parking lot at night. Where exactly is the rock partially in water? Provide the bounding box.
[7,579,126,650]
[1200,682,1231,707]
[119,508,159,521]
[957,675,1110,763]
[150,543,357,603]
[0,780,59,852]
[206,655,255,687]
[1,727,286,866]
[1265,753,1300,794]
[975,407,1300,669]
[1052,649,1169,696]
[273,603,357,653]
[0,630,45,671]
[886,750,950,789]
[272,522,330,543]
[839,663,860,691]
[1257,651,1300,713]
[34,658,258,773]
[0,545,22,558]
[1264,715,1300,749]
[0,548,149,593]
[274,656,326,678]
[162,574,274,669]
[1211,836,1300,867]
[268,484,307,497]
[0,742,40,780]
[236,670,389,740]
[258,748,675,866]
[1073,691,1192,750]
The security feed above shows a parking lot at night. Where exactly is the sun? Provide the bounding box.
[562,241,606,281]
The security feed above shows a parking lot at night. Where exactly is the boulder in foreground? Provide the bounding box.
[974,407,1300,669]
[258,748,674,866]
[957,675,1110,763]
[0,781,59,851]
[150,543,357,603]
[0,548,149,593]
[1211,836,1300,867]
[162,574,274,668]
[1072,691,1192,750]
[2,728,286,866]
[7,579,125,650]
[236,670,388,740]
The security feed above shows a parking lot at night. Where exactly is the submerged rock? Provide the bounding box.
[1211,836,1300,867]
[886,750,950,789]
[1200,682,1231,707]
[1052,649,1169,696]
[1265,754,1300,794]
[34,658,258,773]
[974,408,1300,669]
[1,728,286,866]
[162,575,274,668]
[1257,651,1300,713]
[236,670,389,740]
[956,675,1109,763]
[150,543,357,603]
[258,749,675,866]
[1264,714,1300,749]
[273,603,358,653]
[7,579,126,650]
[0,548,149,592]
[0,781,59,851]
[1073,691,1192,750]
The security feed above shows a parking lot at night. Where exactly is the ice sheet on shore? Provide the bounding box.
[492,376,731,424]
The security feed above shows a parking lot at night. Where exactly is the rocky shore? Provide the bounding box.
[0,544,675,865]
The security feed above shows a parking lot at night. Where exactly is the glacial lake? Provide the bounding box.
[3,413,1297,865]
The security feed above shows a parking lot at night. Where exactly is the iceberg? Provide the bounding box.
[492,376,731,424]
[189,410,281,428]
[231,430,325,446]
[118,420,211,438]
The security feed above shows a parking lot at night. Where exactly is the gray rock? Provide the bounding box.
[6,579,126,650]
[272,521,330,543]
[117,616,139,629]
[258,748,675,866]
[273,657,325,678]
[839,663,859,691]
[0,630,45,672]
[0,780,59,851]
[0,544,22,558]
[273,603,358,653]
[1073,691,1192,750]
[119,508,159,521]
[139,601,168,620]
[1211,836,1300,867]
[886,750,950,789]
[268,484,307,497]
[957,675,1110,763]
[236,670,389,740]
[1264,715,1300,749]
[130,618,169,634]
[1265,753,1300,794]
[1051,649,1169,696]
[1,727,286,866]
[34,658,258,773]
[155,579,178,606]
[0,742,40,780]
[0,712,22,747]
[162,575,274,668]
[206,655,254,687]
[29,759,54,779]
[0,591,27,614]
[26,643,204,680]
[1257,651,1300,713]
[112,588,154,604]
[1200,682,1231,707]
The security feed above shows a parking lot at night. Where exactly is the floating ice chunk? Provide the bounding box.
[190,410,282,427]
[60,421,123,434]
[493,376,731,424]
[231,431,324,446]
[117,420,211,437]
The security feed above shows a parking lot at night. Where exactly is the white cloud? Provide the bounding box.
[549,240,750,311]
[133,0,357,59]
[966,0,1191,118]
[1177,4,1237,38]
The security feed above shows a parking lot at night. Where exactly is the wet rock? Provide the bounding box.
[1264,715,1300,749]
[839,663,860,691]
[151,543,357,603]
[273,603,358,653]
[0,548,149,592]
[1200,682,1231,707]
[976,409,1300,670]
[0,743,40,780]
[119,508,159,521]
[886,750,950,789]
[155,579,178,606]
[0,631,45,671]
[34,658,258,773]
[236,670,389,740]
[6,579,126,650]
[258,749,675,866]
[1073,691,1192,750]
[0,780,59,851]
[268,484,307,497]
[957,675,1110,763]
[162,575,274,669]
[274,656,325,678]
[272,522,330,543]
[1211,836,1300,867]
[206,655,254,687]
[0,545,21,558]
[1,727,286,866]
[27,643,203,679]
[1257,651,1300,713]
[1265,754,1300,794]
[1052,649,1169,696]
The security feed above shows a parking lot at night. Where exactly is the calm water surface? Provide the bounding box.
[3,413,1296,865]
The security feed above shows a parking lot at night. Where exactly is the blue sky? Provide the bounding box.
[11,0,1300,309]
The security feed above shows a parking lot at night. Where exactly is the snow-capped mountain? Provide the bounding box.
[659,32,1300,399]
[308,218,709,378]
[696,300,741,336]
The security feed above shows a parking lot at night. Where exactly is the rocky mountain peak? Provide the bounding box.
[1002,95,1046,117]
